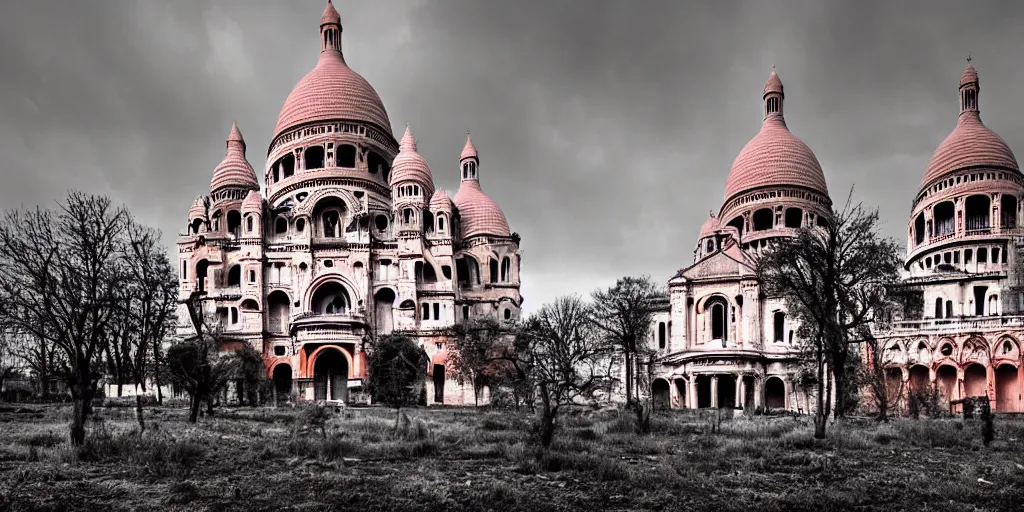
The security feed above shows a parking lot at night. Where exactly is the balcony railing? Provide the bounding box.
[890,315,1024,333]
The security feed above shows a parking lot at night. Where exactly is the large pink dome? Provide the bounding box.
[453,181,510,238]
[273,49,391,138]
[723,115,828,202]
[920,113,1018,189]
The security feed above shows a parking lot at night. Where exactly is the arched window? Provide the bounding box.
[296,218,305,232]
[422,303,430,320]
[1001,195,1017,229]
[500,257,511,282]
[490,258,499,283]
[945,300,954,318]
[267,291,290,334]
[438,214,446,232]
[312,282,350,315]
[965,195,991,232]
[368,152,388,176]
[275,218,288,234]
[195,259,210,293]
[726,216,744,234]
[403,208,414,226]
[933,201,955,238]
[322,211,340,237]
[914,213,925,246]
[227,210,242,236]
[279,154,295,179]
[935,298,943,319]
[658,322,666,349]
[246,215,254,233]
[773,311,785,342]
[227,265,241,287]
[709,300,727,343]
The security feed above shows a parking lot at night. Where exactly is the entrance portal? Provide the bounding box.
[995,364,1020,412]
[963,364,987,398]
[674,379,686,409]
[765,377,785,409]
[696,375,712,408]
[652,379,670,410]
[717,375,736,409]
[313,349,349,403]
[272,364,292,405]
[433,364,445,404]
[742,375,756,411]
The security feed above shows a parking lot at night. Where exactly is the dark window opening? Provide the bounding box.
[422,303,430,320]
[658,322,666,349]
[784,208,802,228]
[433,303,440,320]
[711,302,727,342]
[304,146,324,170]
[227,210,242,237]
[489,258,499,283]
[978,247,988,263]
[280,154,295,179]
[337,144,356,168]
[375,214,389,231]
[752,208,773,231]
[274,346,286,356]
[1001,195,1017,228]
[933,201,955,237]
[935,297,944,319]
[773,311,785,342]
[726,216,744,234]
[227,265,241,287]
[965,194,991,231]
[441,265,452,279]
[275,218,287,234]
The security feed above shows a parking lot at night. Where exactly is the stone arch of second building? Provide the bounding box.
[994,362,1021,412]
[304,274,361,314]
[307,345,354,403]
[765,376,786,410]
[270,363,293,404]
[652,378,671,410]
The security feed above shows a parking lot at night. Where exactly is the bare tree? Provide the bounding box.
[860,336,906,422]
[446,318,505,406]
[527,295,614,448]
[590,276,661,408]
[10,329,63,400]
[759,193,901,438]
[0,328,19,399]
[0,193,128,444]
[366,334,428,426]
[168,293,238,423]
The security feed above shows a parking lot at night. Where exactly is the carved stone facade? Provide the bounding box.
[176,1,521,406]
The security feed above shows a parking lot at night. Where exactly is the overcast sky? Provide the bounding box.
[2,1,1024,312]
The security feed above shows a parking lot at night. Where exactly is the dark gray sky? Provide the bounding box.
[2,1,1024,312]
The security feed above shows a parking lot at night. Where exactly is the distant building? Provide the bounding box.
[176,1,521,405]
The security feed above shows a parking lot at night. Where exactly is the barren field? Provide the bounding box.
[1,404,1023,511]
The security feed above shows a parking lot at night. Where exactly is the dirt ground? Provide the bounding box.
[0,403,1023,511]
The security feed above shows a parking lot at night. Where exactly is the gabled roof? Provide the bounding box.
[673,241,754,283]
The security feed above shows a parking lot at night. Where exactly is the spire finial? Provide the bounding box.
[967,54,972,65]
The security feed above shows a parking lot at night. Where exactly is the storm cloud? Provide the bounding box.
[2,0,1024,312]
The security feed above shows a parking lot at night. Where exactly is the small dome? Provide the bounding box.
[274,46,390,138]
[723,116,827,202]
[460,133,478,161]
[242,190,263,212]
[187,196,206,220]
[960,63,978,86]
[698,215,719,238]
[390,125,435,195]
[320,0,340,25]
[429,189,453,212]
[764,70,783,96]
[210,122,260,193]
[453,181,510,238]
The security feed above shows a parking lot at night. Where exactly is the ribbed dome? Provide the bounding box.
[273,45,391,138]
[453,181,510,238]
[723,115,827,202]
[187,196,206,220]
[210,122,259,193]
[242,190,263,212]
[390,125,435,195]
[919,64,1018,189]
[429,189,453,211]
[698,215,719,238]
[921,113,1018,188]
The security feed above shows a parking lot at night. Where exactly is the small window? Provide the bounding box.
[940,343,953,356]
[248,270,256,283]
[504,308,512,320]
[230,307,239,324]
[296,219,305,232]
[965,249,973,263]
[433,303,440,320]
[978,248,988,263]
[422,303,430,320]
[324,260,333,268]
[275,218,287,234]
[246,216,254,232]
[462,305,470,319]
[274,346,286,356]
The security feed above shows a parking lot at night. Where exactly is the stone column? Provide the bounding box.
[734,375,742,409]
[784,378,791,410]
[956,367,965,402]
[688,377,697,409]
[986,364,996,408]
[711,375,719,408]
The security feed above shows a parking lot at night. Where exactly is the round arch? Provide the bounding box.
[304,274,361,313]
[652,378,671,410]
[305,345,355,379]
[960,337,991,367]
[695,293,732,314]
[291,187,364,219]
[993,335,1021,362]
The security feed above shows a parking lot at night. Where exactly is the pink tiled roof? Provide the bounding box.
[429,189,453,211]
[320,0,340,25]
[723,114,827,202]
[698,215,718,238]
[920,112,1018,188]
[242,190,262,212]
[390,125,435,195]
[460,133,478,161]
[453,181,510,238]
[273,45,391,138]
[211,122,260,193]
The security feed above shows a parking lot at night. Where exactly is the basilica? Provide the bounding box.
[648,62,1024,414]
[176,2,1023,415]
[177,1,521,405]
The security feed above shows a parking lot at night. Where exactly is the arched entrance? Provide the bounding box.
[909,365,930,392]
[765,376,785,409]
[272,364,292,405]
[884,367,904,408]
[995,364,1020,412]
[935,365,957,402]
[652,379,670,410]
[674,379,686,408]
[717,375,736,409]
[313,348,349,403]
[696,375,712,408]
[963,363,987,398]
[433,364,445,404]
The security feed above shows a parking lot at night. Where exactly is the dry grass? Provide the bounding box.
[0,404,1023,511]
